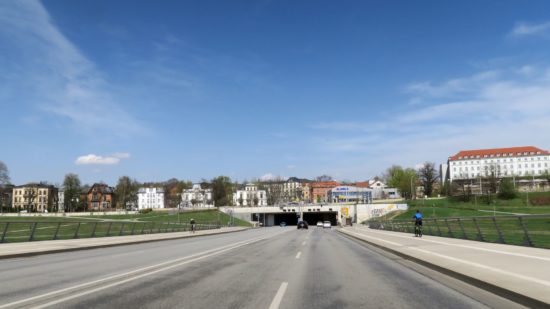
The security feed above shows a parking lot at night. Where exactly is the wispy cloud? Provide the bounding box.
[510,21,550,37]
[75,153,131,165]
[0,1,144,137]
[310,65,550,176]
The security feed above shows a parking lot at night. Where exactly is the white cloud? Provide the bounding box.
[75,153,131,165]
[511,21,550,37]
[0,1,144,137]
[260,173,285,181]
[310,65,550,178]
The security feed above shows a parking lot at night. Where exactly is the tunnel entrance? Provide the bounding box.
[303,212,338,226]
[273,213,301,226]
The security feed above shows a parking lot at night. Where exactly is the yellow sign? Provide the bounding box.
[341,207,349,217]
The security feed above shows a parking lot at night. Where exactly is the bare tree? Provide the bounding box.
[115,176,140,209]
[63,173,81,212]
[418,162,439,197]
[0,161,10,185]
[315,175,333,182]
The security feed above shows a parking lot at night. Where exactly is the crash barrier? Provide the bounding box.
[367,214,550,249]
[0,220,221,243]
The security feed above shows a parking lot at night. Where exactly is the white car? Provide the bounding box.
[316,221,323,227]
[323,221,331,228]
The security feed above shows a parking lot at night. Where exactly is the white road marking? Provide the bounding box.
[342,230,550,287]
[268,282,288,309]
[301,241,306,246]
[363,228,550,262]
[0,230,292,309]
[295,251,301,259]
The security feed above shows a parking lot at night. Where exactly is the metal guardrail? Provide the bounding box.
[0,221,221,243]
[367,214,550,249]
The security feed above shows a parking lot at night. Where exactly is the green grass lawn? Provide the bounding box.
[0,210,251,243]
[370,192,550,249]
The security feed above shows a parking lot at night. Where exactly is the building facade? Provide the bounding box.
[327,186,372,204]
[446,146,550,182]
[311,181,340,203]
[137,187,165,210]
[58,190,64,212]
[182,184,214,208]
[233,183,267,206]
[86,183,115,210]
[12,183,58,212]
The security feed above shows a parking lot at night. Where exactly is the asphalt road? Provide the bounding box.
[0,227,525,309]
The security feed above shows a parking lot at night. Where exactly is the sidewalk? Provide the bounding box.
[339,226,550,307]
[0,227,247,259]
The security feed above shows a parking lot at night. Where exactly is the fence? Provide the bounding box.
[367,215,550,249]
[0,220,221,243]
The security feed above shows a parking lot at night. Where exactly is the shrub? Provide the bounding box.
[498,178,517,200]
[529,196,550,206]
[139,208,152,214]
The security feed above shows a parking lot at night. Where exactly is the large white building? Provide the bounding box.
[182,184,213,208]
[234,184,267,206]
[446,146,550,182]
[137,187,165,210]
[328,186,373,204]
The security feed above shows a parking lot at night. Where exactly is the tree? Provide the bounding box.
[418,162,439,197]
[498,178,517,200]
[0,161,10,185]
[115,176,140,209]
[315,175,333,182]
[211,176,234,206]
[63,173,81,212]
[163,178,191,208]
[384,165,418,199]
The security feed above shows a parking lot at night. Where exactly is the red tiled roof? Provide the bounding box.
[311,181,340,188]
[449,146,549,161]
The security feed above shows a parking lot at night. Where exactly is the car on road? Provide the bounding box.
[323,221,331,229]
[316,221,323,227]
[297,221,308,229]
[280,222,287,227]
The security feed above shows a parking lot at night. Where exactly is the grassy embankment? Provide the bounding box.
[0,209,251,243]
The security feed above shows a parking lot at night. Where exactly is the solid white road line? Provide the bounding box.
[342,230,550,287]
[0,229,292,309]
[268,282,288,309]
[362,228,550,262]
[295,251,301,259]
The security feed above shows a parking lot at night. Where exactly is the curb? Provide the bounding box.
[0,227,249,260]
[337,228,549,309]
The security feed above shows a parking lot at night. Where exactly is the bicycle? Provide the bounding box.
[414,221,423,237]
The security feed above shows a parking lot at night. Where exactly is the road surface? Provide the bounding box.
[0,227,524,308]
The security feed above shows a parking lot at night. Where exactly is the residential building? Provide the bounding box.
[182,184,213,208]
[327,186,372,204]
[446,146,550,182]
[282,177,310,202]
[86,183,115,210]
[311,181,340,203]
[12,183,58,212]
[233,183,267,206]
[137,187,165,210]
[0,184,14,212]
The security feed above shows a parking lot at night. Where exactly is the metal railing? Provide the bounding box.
[367,214,550,249]
[0,220,221,243]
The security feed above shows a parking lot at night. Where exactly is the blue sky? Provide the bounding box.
[2,0,550,185]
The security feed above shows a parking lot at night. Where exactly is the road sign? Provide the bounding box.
[341,207,349,217]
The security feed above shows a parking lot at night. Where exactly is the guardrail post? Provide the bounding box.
[157,222,162,233]
[140,222,146,234]
[73,222,81,239]
[106,222,113,237]
[492,217,505,244]
[433,219,442,237]
[444,219,454,238]
[1,222,10,243]
[426,220,433,236]
[517,217,534,247]
[473,218,484,242]
[119,223,125,236]
[29,222,38,241]
[91,222,98,238]
[130,222,136,235]
[53,222,61,240]
[171,222,176,232]
[457,218,468,239]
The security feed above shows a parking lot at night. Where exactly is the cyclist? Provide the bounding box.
[413,210,423,237]
[190,218,196,233]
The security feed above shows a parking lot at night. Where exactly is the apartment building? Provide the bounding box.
[182,184,213,208]
[137,187,165,209]
[446,146,550,182]
[233,183,267,206]
[12,183,58,212]
[85,183,115,210]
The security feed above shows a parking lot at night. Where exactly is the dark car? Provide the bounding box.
[297,221,308,229]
